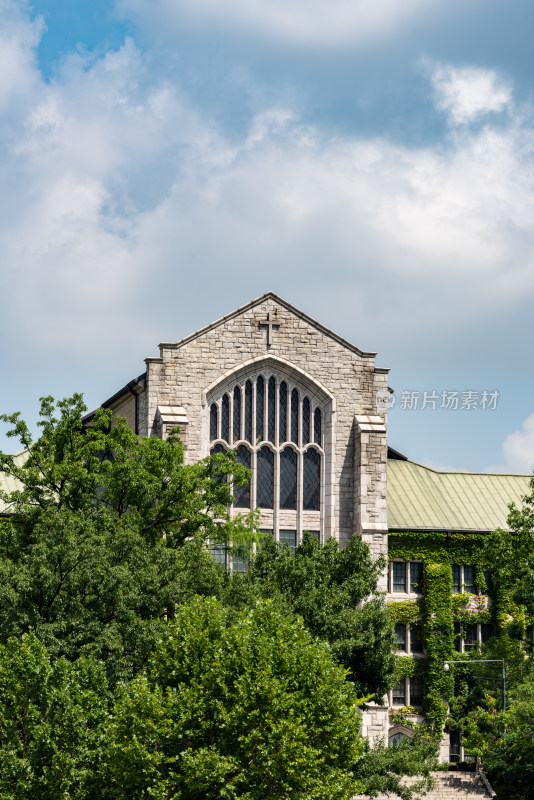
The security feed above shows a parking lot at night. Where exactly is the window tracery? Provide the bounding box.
[209,371,325,539]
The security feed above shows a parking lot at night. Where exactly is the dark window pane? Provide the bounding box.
[410,562,423,593]
[268,376,276,443]
[481,623,493,644]
[221,394,230,442]
[464,626,477,651]
[303,448,320,510]
[392,562,406,593]
[233,445,251,509]
[410,676,423,707]
[392,680,406,705]
[245,381,253,443]
[210,443,226,484]
[395,623,407,651]
[314,407,322,446]
[210,403,218,441]
[279,382,287,443]
[233,386,241,443]
[256,446,274,509]
[279,529,297,554]
[452,565,461,594]
[410,624,424,654]
[464,566,475,594]
[256,376,264,443]
[527,625,534,643]
[291,389,299,444]
[280,447,297,510]
[307,530,320,543]
[302,397,310,444]
[454,622,462,652]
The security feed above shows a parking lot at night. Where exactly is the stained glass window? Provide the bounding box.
[245,381,253,443]
[291,389,299,444]
[256,446,274,508]
[268,377,276,443]
[256,376,264,443]
[221,394,230,442]
[210,403,218,441]
[279,529,297,553]
[279,381,287,443]
[233,445,251,508]
[314,407,321,446]
[210,443,226,484]
[302,397,310,444]
[303,448,320,510]
[233,386,241,443]
[280,447,297,510]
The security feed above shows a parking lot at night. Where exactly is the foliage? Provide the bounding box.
[0,633,108,800]
[100,596,364,800]
[0,395,255,683]
[353,731,437,800]
[222,532,397,698]
[422,563,454,735]
[388,600,422,625]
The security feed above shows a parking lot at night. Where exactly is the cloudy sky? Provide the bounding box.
[1,0,534,473]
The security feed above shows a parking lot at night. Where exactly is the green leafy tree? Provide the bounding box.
[353,732,436,800]
[0,633,108,800]
[100,596,365,800]
[222,532,396,698]
[0,395,254,682]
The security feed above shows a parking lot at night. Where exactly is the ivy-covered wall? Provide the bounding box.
[387,531,497,744]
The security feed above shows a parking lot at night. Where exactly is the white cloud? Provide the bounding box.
[2,0,534,377]
[119,0,437,49]
[430,63,512,125]
[497,414,534,474]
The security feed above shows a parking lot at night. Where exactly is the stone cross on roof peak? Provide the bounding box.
[258,310,281,346]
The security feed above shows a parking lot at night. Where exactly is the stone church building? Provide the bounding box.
[4,291,532,761]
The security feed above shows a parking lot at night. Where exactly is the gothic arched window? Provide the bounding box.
[209,372,325,537]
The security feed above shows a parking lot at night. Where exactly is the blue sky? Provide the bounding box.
[1,0,534,473]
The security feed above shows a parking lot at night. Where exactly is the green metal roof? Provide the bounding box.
[388,459,532,532]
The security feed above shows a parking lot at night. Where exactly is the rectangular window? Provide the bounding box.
[452,565,461,594]
[463,565,475,594]
[410,562,423,593]
[232,553,249,573]
[279,529,297,554]
[464,626,477,651]
[410,624,424,654]
[410,676,423,707]
[307,530,320,543]
[210,543,227,568]
[392,562,407,593]
[392,680,406,705]
[395,623,407,652]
